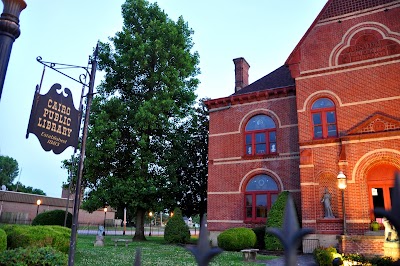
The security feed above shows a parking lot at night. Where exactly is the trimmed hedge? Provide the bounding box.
[32,210,72,228]
[217,227,256,251]
[164,208,190,244]
[0,228,6,252]
[2,225,70,253]
[0,247,67,266]
[265,191,289,251]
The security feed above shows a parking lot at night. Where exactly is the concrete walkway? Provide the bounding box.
[260,254,318,266]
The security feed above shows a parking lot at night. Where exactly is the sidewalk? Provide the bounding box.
[260,254,318,266]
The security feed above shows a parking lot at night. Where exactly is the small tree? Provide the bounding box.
[265,191,289,250]
[164,207,190,244]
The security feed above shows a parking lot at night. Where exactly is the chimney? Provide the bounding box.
[233,57,250,92]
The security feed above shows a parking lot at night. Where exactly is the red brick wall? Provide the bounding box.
[207,96,300,231]
[293,4,400,236]
[337,235,385,256]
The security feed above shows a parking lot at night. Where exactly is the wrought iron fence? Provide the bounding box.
[77,223,200,236]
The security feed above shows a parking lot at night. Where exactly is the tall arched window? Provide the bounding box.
[245,115,277,156]
[244,174,279,222]
[311,98,338,139]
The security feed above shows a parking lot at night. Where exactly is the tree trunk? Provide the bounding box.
[133,207,146,241]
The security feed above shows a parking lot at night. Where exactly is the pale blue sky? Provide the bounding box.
[0,0,327,198]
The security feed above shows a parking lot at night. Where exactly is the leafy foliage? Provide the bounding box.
[79,0,200,241]
[32,209,72,228]
[0,155,46,195]
[164,208,190,244]
[313,246,341,266]
[252,226,266,250]
[265,191,289,250]
[171,99,209,219]
[0,228,6,252]
[8,182,46,195]
[0,155,19,187]
[2,225,70,253]
[217,227,257,251]
[343,253,394,266]
[0,247,67,266]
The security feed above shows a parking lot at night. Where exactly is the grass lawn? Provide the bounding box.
[75,235,277,266]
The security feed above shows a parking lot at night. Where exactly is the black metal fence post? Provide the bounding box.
[0,0,26,100]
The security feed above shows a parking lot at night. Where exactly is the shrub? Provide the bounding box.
[252,226,266,250]
[217,227,256,251]
[2,225,70,253]
[0,246,67,266]
[32,210,72,228]
[265,191,289,250]
[0,228,6,252]
[313,246,341,266]
[344,253,394,266]
[164,208,190,244]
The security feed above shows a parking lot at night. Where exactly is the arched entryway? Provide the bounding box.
[367,164,399,220]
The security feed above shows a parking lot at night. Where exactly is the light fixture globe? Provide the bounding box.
[337,171,347,190]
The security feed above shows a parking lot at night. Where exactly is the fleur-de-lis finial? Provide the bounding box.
[186,214,223,266]
[266,193,314,266]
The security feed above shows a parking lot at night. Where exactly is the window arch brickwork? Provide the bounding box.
[244,174,280,223]
[244,115,277,156]
[311,98,338,139]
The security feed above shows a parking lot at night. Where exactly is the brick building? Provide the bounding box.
[0,189,115,225]
[205,0,400,254]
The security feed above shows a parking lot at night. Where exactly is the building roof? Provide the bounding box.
[320,0,397,21]
[232,65,295,96]
[0,190,72,207]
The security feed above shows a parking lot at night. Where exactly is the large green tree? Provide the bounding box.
[81,0,199,240]
[0,155,18,187]
[172,99,209,220]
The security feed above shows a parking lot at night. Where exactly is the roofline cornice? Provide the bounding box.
[204,85,296,110]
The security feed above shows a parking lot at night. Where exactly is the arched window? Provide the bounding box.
[311,98,338,139]
[244,174,279,222]
[245,115,277,156]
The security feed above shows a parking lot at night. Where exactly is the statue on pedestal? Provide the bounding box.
[321,188,335,218]
[94,225,105,246]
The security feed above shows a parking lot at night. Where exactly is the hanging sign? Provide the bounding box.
[26,83,81,154]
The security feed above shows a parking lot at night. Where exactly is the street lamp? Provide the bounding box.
[0,0,27,100]
[103,207,107,236]
[337,171,347,235]
[36,199,41,216]
[149,211,153,236]
[123,206,127,236]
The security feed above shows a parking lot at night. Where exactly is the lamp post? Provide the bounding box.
[0,0,27,100]
[149,211,153,236]
[337,171,347,235]
[123,206,126,236]
[36,199,41,216]
[103,207,107,236]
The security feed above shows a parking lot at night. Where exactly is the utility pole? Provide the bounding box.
[0,0,27,100]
